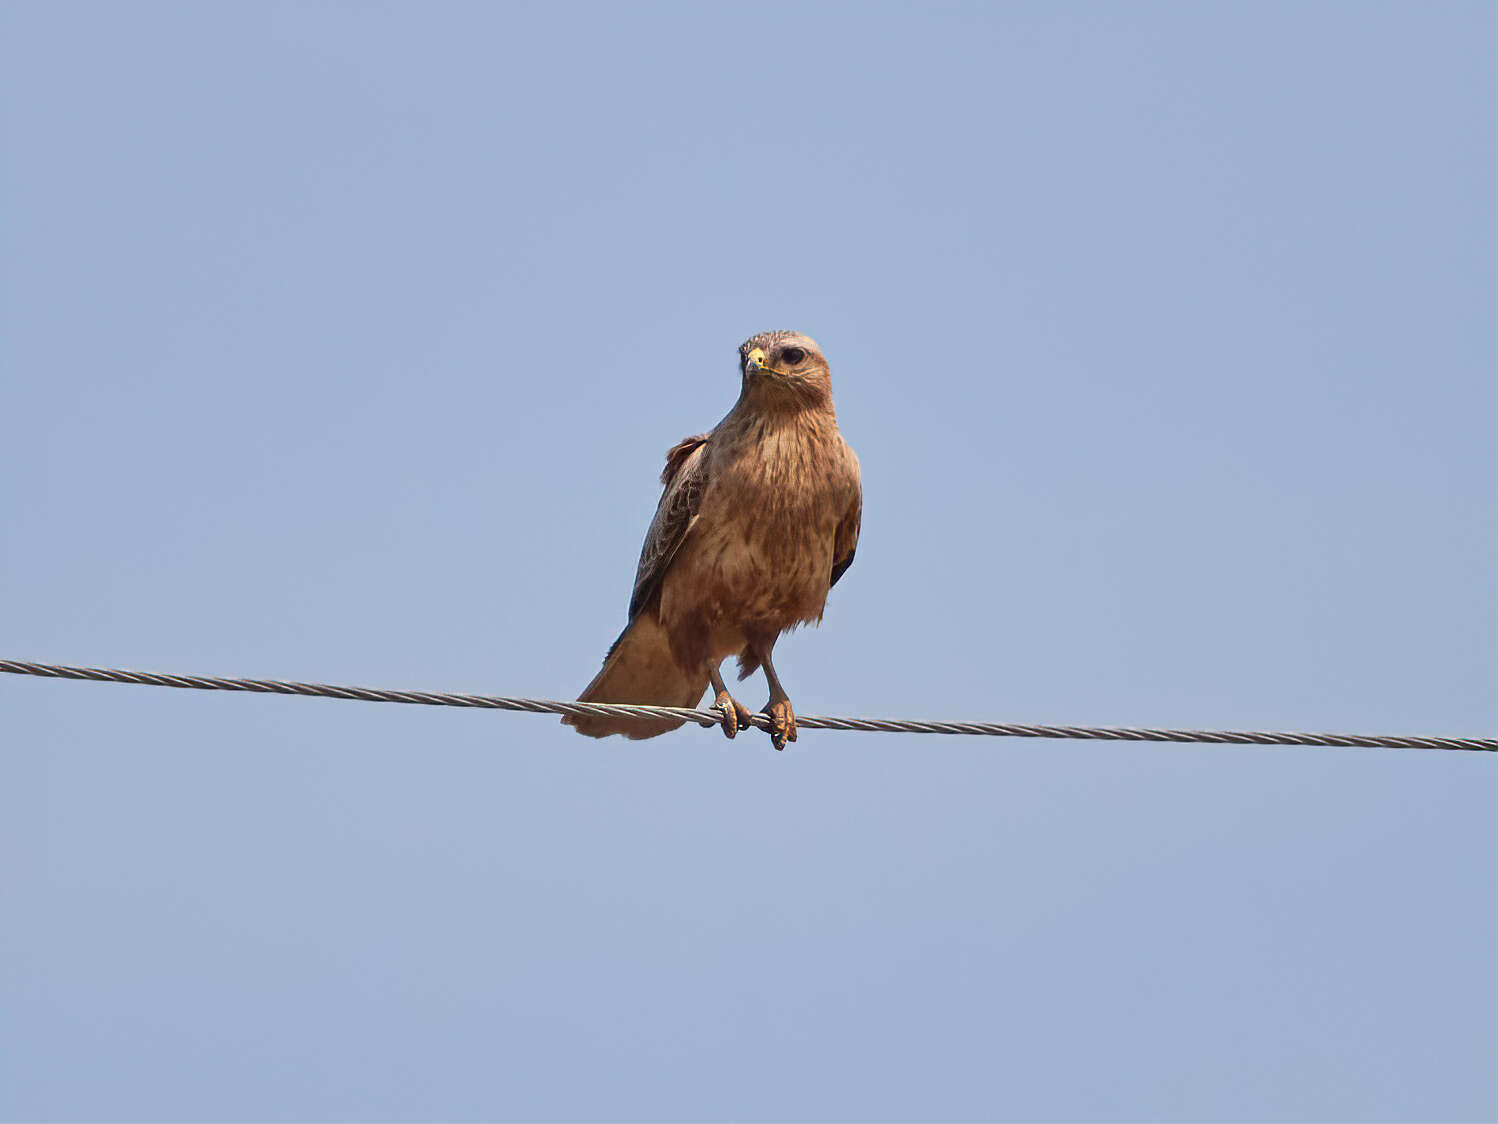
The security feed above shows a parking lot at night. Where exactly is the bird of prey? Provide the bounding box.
[563,330,862,750]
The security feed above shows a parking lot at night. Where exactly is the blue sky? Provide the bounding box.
[2,2,1493,1120]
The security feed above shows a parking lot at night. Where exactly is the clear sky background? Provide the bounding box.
[2,3,1493,1121]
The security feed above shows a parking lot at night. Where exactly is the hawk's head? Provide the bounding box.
[738,330,831,402]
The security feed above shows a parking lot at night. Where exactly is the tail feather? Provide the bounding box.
[563,615,707,739]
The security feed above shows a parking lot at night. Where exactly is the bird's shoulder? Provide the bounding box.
[835,432,862,486]
[660,432,711,486]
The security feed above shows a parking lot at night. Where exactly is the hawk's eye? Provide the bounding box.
[780,346,807,365]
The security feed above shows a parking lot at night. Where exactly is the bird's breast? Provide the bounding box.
[668,428,850,630]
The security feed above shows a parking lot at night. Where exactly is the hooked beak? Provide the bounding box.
[744,346,768,375]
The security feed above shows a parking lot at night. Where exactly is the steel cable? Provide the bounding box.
[2,658,1493,752]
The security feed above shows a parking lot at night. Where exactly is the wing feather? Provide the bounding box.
[829,482,861,589]
[627,434,709,619]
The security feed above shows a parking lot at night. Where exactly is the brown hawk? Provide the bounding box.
[563,331,862,749]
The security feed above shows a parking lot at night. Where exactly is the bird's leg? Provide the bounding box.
[755,645,798,751]
[708,662,752,740]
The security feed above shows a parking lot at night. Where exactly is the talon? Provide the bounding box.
[763,699,798,751]
[715,690,752,740]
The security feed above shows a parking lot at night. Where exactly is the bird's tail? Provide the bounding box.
[562,614,707,739]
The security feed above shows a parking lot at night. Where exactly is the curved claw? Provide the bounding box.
[715,690,753,740]
[762,699,798,750]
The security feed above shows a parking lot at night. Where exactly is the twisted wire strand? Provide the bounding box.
[3,658,1493,752]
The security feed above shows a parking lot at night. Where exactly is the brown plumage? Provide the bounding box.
[563,330,862,749]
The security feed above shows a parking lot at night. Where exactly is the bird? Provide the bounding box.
[563,330,862,750]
